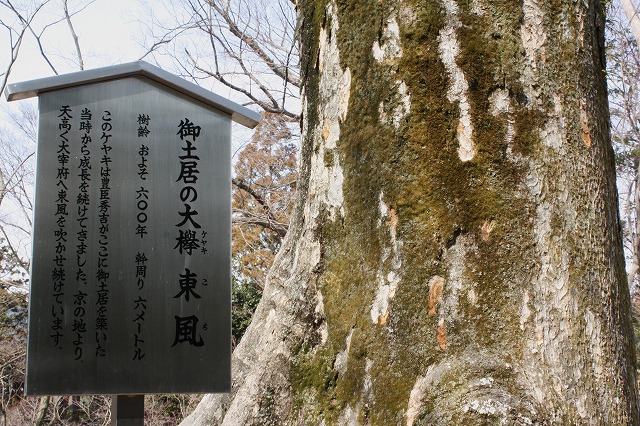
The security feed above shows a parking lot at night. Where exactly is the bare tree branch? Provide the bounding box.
[63,0,84,70]
[206,0,300,87]
[232,214,287,238]
[232,177,288,238]
[140,0,300,118]
[0,0,52,92]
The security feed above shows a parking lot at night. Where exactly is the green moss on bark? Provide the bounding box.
[290,0,636,423]
[293,0,540,421]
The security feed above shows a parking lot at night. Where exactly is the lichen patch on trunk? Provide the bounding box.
[379,80,411,129]
[438,0,476,161]
[372,16,402,63]
[334,328,354,375]
[371,194,403,324]
[311,0,352,221]
[405,375,427,426]
[436,318,447,350]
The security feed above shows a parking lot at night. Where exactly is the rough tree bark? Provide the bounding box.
[182,0,639,424]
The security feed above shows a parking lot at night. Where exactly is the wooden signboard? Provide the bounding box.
[5,62,260,396]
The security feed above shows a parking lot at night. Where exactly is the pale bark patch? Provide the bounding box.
[584,308,604,378]
[521,0,547,102]
[334,328,354,374]
[521,0,547,64]
[578,7,585,48]
[363,359,373,394]
[315,290,328,345]
[516,4,616,405]
[462,398,510,417]
[339,360,373,424]
[540,116,564,150]
[489,88,513,116]
[372,16,403,63]
[522,121,592,413]
[405,375,427,426]
[379,80,411,128]
[480,219,495,241]
[436,318,447,350]
[443,235,472,321]
[471,0,487,15]
[472,377,495,388]
[337,404,362,426]
[467,288,478,306]
[520,290,532,331]
[377,191,388,225]
[404,363,454,425]
[489,88,520,162]
[374,15,410,129]
[552,93,567,139]
[371,194,403,324]
[435,235,476,352]
[438,0,476,161]
[399,5,417,25]
[310,2,352,221]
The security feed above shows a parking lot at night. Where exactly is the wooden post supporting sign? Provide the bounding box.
[112,395,144,426]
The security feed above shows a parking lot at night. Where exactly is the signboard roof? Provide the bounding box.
[4,60,261,128]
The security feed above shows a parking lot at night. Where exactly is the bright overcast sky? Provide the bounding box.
[3,0,150,84]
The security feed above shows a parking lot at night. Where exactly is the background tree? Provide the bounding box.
[232,112,297,290]
[608,0,640,388]
[0,102,35,283]
[620,0,640,47]
[230,112,297,346]
[182,0,638,424]
[0,282,27,426]
[610,0,640,288]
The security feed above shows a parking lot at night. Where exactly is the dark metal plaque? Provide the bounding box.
[26,77,231,395]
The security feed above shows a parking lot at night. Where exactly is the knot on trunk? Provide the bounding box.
[406,353,547,425]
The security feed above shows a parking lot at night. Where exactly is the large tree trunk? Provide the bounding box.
[182,0,639,424]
